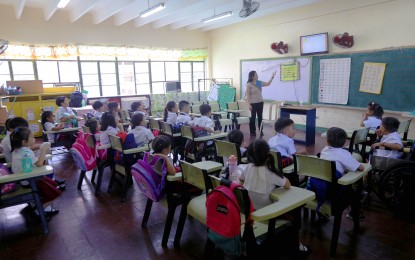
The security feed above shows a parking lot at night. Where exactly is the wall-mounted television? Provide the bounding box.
[165,81,181,93]
[300,32,329,56]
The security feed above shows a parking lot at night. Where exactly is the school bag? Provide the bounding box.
[131,152,167,202]
[206,179,255,257]
[70,132,97,172]
[0,164,16,195]
[184,126,208,154]
[69,91,83,108]
[114,132,138,165]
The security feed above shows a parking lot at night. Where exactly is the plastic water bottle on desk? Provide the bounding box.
[228,155,238,182]
[22,148,33,173]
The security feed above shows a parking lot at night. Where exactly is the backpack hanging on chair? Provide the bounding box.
[70,132,97,172]
[114,132,138,165]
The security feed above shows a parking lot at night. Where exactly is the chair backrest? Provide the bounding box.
[180,160,210,191]
[262,102,274,121]
[180,125,194,140]
[210,103,220,112]
[191,105,201,114]
[109,135,123,152]
[294,155,336,182]
[214,139,241,164]
[398,119,412,140]
[82,125,91,134]
[218,118,233,132]
[149,118,161,131]
[269,150,283,171]
[192,101,204,106]
[226,102,238,110]
[236,100,250,117]
[160,121,173,136]
[348,128,368,155]
[271,103,280,120]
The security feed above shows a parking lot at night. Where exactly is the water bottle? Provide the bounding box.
[22,148,33,173]
[228,155,238,182]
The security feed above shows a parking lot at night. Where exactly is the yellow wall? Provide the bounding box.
[207,0,415,138]
[0,5,208,49]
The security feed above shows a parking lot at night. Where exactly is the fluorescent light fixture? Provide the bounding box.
[202,11,233,23]
[140,3,165,18]
[57,0,70,9]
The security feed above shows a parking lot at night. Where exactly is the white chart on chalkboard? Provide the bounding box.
[241,57,311,102]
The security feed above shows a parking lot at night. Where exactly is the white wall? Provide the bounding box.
[208,0,415,138]
[0,5,208,49]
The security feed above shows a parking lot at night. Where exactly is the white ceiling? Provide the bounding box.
[0,0,322,31]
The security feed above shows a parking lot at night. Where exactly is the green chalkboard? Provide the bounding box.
[312,48,415,112]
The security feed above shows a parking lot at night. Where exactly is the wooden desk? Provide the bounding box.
[0,165,54,234]
[280,106,317,146]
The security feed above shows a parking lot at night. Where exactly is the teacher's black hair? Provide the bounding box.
[247,70,256,83]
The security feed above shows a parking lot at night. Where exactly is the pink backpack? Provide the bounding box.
[131,152,167,202]
[0,165,15,195]
[206,181,255,256]
[70,132,97,171]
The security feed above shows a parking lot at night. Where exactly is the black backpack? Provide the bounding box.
[69,91,83,107]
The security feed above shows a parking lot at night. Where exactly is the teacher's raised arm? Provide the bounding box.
[245,70,276,137]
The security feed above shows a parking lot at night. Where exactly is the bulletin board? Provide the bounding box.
[240,57,311,103]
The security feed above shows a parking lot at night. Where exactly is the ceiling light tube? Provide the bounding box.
[202,11,233,23]
[57,0,70,9]
[140,3,166,18]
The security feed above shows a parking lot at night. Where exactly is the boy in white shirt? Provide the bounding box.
[189,104,215,133]
[176,100,193,125]
[371,117,403,159]
[92,100,105,121]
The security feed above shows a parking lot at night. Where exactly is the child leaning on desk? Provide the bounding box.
[371,117,403,159]
[360,102,384,130]
[239,139,311,256]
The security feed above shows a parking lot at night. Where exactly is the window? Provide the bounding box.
[165,62,179,81]
[59,61,79,83]
[151,62,165,82]
[100,62,117,96]
[180,62,192,92]
[118,61,135,95]
[81,62,100,97]
[135,62,150,95]
[37,61,59,87]
[0,61,11,83]
[193,62,205,91]
[11,61,35,80]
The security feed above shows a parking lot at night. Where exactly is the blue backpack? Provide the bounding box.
[131,152,168,202]
[114,132,139,165]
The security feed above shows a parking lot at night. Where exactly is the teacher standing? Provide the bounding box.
[245,70,276,136]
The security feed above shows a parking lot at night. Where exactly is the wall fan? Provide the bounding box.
[239,0,260,18]
[0,39,8,55]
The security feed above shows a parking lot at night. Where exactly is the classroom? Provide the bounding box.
[0,0,414,259]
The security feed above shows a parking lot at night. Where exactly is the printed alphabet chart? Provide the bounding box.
[318,58,351,104]
[359,62,386,94]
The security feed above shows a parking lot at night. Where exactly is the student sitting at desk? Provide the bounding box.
[164,101,178,126]
[92,100,105,121]
[176,100,193,126]
[130,101,149,120]
[360,102,384,130]
[371,117,403,159]
[128,113,154,146]
[99,112,121,145]
[189,104,215,134]
[55,96,82,127]
[108,101,125,130]
[41,111,64,143]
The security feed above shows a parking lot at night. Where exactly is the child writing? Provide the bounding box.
[151,135,177,175]
[10,127,61,218]
[360,102,384,130]
[41,111,64,144]
[371,117,403,159]
[131,101,149,119]
[164,101,178,126]
[92,100,105,121]
[99,112,120,145]
[129,113,155,146]
[54,96,82,127]
[176,100,193,126]
[239,140,310,255]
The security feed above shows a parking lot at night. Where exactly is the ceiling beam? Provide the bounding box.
[44,0,61,21]
[113,0,143,26]
[13,0,27,19]
[69,0,99,23]
[93,0,132,24]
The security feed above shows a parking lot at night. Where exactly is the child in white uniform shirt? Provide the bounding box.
[99,112,120,145]
[41,111,64,144]
[189,104,215,133]
[54,96,81,127]
[360,102,383,130]
[239,139,310,255]
[371,117,403,159]
[176,100,193,125]
[92,100,105,121]
[164,101,178,126]
[131,101,149,120]
[128,113,154,146]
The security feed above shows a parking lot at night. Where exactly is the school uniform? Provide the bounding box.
[268,133,296,157]
[176,112,192,125]
[0,131,12,163]
[135,110,148,120]
[44,122,57,144]
[363,116,382,130]
[190,115,215,132]
[55,106,75,125]
[165,111,178,126]
[240,164,287,209]
[94,110,103,121]
[11,147,38,174]
[100,126,120,145]
[320,146,361,175]
[128,126,155,146]
[373,132,403,159]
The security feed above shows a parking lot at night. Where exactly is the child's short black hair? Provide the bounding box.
[107,102,119,111]
[326,127,347,148]
[8,117,29,130]
[152,135,171,153]
[227,129,244,147]
[100,112,116,131]
[10,127,31,152]
[41,111,54,126]
[131,113,145,129]
[130,101,142,112]
[56,96,66,106]
[246,139,283,177]
[367,102,384,119]
[199,104,211,116]
[274,117,294,133]
[382,117,400,133]
[178,100,190,111]
[92,100,104,110]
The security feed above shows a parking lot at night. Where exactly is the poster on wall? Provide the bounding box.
[280,62,300,81]
[318,58,351,104]
[359,62,386,94]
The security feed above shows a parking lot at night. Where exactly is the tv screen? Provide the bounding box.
[165,81,181,93]
[300,32,329,56]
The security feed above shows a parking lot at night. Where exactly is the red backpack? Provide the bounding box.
[70,132,97,172]
[206,180,255,256]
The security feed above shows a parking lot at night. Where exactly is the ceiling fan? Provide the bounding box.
[239,0,260,18]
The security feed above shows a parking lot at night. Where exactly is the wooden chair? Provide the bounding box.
[149,118,162,134]
[294,154,372,257]
[269,150,298,185]
[214,139,247,165]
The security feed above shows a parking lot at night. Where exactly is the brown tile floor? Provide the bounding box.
[1,124,415,259]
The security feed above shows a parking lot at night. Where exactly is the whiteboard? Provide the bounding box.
[241,57,311,102]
